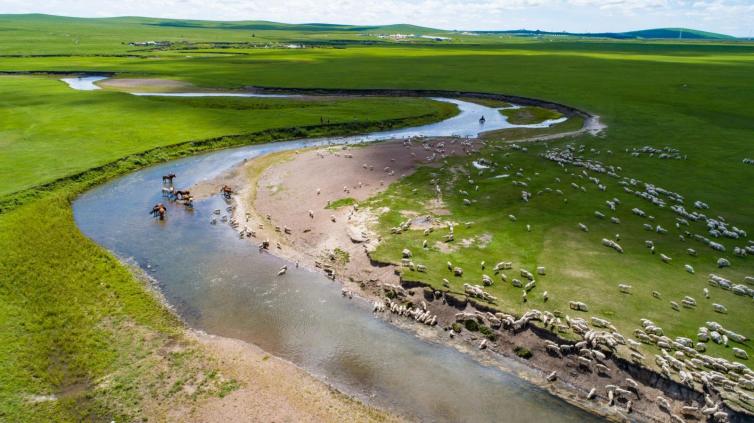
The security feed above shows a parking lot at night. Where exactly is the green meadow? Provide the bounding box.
[1,14,753,420]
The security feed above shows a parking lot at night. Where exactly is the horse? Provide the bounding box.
[162,173,176,185]
[220,185,233,199]
[183,195,194,208]
[150,203,167,220]
[479,115,486,124]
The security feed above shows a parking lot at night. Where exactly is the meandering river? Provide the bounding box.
[72,78,597,422]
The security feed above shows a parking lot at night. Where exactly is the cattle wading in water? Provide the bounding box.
[221,185,233,199]
[162,173,176,185]
[150,203,167,220]
[174,190,190,200]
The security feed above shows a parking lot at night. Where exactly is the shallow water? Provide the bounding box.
[72,94,599,422]
[133,92,298,98]
[60,76,107,90]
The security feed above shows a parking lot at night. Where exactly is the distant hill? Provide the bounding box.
[0,14,737,41]
[145,19,439,35]
[480,27,735,40]
[622,28,735,40]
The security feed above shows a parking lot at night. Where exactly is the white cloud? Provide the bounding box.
[0,0,749,36]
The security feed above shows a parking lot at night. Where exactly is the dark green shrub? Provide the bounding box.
[479,325,496,341]
[514,346,532,359]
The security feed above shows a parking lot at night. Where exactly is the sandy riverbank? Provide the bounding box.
[165,331,404,422]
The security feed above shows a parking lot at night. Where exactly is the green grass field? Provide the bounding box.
[0,75,454,197]
[1,14,753,420]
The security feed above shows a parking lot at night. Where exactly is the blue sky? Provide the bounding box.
[1,0,752,36]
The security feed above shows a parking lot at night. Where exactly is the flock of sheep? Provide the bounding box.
[371,138,752,420]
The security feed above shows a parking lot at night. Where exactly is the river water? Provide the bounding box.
[71,79,597,422]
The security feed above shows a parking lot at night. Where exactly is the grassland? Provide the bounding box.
[0,75,455,197]
[1,14,753,421]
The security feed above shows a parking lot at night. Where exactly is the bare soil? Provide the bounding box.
[98,78,194,92]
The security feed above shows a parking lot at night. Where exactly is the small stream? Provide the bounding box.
[71,77,598,422]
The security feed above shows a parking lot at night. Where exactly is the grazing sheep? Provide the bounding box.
[618,284,632,294]
[602,238,624,253]
[717,258,730,268]
[482,274,494,286]
[733,348,749,360]
[578,222,589,232]
[713,303,728,314]
[656,396,672,412]
[685,264,695,274]
[660,253,672,263]
[569,301,589,312]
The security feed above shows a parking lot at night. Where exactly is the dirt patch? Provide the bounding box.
[98,78,194,92]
